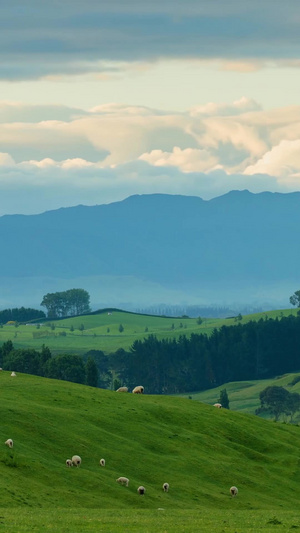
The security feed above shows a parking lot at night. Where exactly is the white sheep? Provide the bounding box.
[137,486,146,495]
[116,387,128,392]
[213,403,222,408]
[100,458,105,467]
[0,368,3,371]
[5,439,13,448]
[66,459,73,467]
[72,455,82,467]
[116,477,129,486]
[10,372,17,377]
[230,486,238,497]
[163,482,169,492]
[132,385,144,394]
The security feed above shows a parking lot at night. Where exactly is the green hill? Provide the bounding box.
[2,371,300,530]
[179,372,300,417]
[0,307,297,355]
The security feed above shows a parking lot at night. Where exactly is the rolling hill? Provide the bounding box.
[1,370,300,510]
[0,307,297,355]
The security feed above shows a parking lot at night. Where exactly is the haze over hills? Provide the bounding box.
[0,190,299,311]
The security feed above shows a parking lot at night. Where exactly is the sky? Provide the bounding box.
[1,0,300,215]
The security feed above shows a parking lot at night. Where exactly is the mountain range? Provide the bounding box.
[0,190,299,311]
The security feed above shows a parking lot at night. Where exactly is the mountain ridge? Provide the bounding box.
[0,190,299,309]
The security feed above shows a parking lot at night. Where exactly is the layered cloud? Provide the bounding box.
[1,97,300,214]
[2,1,300,80]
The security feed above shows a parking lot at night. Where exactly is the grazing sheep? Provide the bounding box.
[100,458,105,467]
[137,486,146,495]
[10,372,17,377]
[116,477,129,486]
[72,455,82,467]
[132,385,144,394]
[163,482,169,492]
[5,439,13,448]
[0,368,3,371]
[213,403,222,408]
[230,486,238,497]
[116,387,128,392]
[66,459,73,467]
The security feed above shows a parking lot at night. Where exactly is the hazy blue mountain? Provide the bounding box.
[0,190,299,310]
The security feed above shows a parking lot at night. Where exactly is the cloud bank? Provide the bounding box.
[0,97,300,214]
[2,1,300,80]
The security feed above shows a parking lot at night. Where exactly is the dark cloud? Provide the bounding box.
[1,1,300,79]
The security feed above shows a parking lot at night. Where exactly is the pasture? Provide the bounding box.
[180,371,300,417]
[1,371,300,530]
[0,307,297,355]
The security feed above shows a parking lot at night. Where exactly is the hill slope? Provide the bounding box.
[1,191,300,308]
[2,371,300,510]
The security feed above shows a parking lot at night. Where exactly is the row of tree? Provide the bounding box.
[0,341,99,387]
[0,307,45,324]
[110,314,300,394]
[41,289,91,318]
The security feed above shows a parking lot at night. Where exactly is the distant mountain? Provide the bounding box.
[0,190,299,310]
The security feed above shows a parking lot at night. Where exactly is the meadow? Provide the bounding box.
[2,371,300,531]
[179,371,300,417]
[0,307,297,355]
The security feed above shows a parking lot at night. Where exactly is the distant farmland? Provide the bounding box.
[0,307,297,354]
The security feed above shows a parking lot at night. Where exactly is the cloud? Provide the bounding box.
[1,97,300,214]
[244,140,300,179]
[139,147,219,173]
[2,2,300,79]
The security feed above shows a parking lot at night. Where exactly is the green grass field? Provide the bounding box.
[0,307,297,355]
[179,371,300,418]
[2,371,300,530]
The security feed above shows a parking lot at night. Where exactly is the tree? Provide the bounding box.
[286,392,300,422]
[85,357,99,387]
[290,290,300,307]
[258,386,290,421]
[41,289,91,318]
[45,354,86,384]
[119,324,124,333]
[218,388,230,409]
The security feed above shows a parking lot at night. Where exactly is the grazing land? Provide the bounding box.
[0,307,297,355]
[179,372,300,418]
[1,372,300,531]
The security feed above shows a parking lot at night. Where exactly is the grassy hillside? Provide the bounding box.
[2,371,300,530]
[0,307,297,355]
[179,372,300,418]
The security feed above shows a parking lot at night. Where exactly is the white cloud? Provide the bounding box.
[244,139,300,179]
[1,98,300,214]
[0,152,15,166]
[139,147,218,173]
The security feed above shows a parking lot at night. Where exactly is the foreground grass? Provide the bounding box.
[0,307,297,355]
[2,372,300,511]
[1,509,300,532]
[2,373,300,530]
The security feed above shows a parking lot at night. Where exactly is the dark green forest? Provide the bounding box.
[0,307,45,323]
[1,314,300,394]
[114,314,300,393]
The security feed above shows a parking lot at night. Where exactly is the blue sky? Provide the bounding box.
[1,0,300,214]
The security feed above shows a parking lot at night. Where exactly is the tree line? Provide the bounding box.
[111,314,300,394]
[0,341,99,387]
[0,307,45,324]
